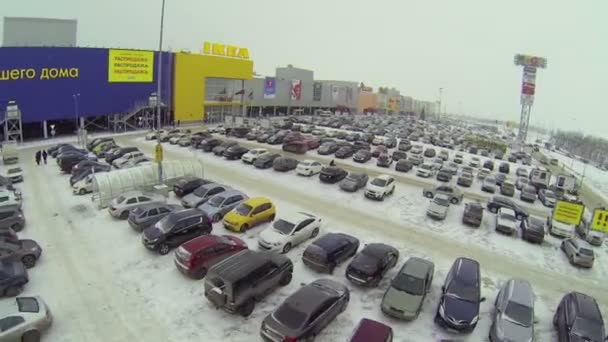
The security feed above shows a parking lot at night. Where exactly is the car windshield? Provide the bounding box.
[208,196,225,207]
[273,219,295,234]
[421,164,432,170]
[345,175,358,182]
[392,273,425,295]
[545,191,556,198]
[433,196,449,206]
[446,278,478,302]
[7,168,20,174]
[234,203,252,216]
[16,297,40,313]
[193,186,209,197]
[371,178,387,187]
[158,215,177,233]
[579,247,594,256]
[300,161,311,166]
[274,303,307,330]
[572,318,604,341]
[131,207,145,217]
[504,301,533,327]
[500,212,515,221]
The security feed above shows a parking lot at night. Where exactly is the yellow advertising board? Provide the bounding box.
[553,200,585,226]
[591,209,608,232]
[108,49,154,83]
[154,144,163,162]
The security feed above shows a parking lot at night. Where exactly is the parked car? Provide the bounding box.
[392,151,407,162]
[495,207,518,235]
[213,141,238,156]
[0,239,42,269]
[381,257,435,320]
[410,145,423,155]
[439,150,449,161]
[223,197,276,233]
[0,261,28,297]
[409,154,424,166]
[241,148,268,164]
[515,177,529,190]
[457,172,474,187]
[416,163,435,178]
[398,140,412,152]
[1,168,23,184]
[347,318,394,342]
[516,167,528,178]
[520,185,537,203]
[340,173,369,192]
[174,234,247,279]
[302,233,359,274]
[260,279,349,342]
[487,196,529,220]
[435,257,485,333]
[423,185,463,204]
[561,238,595,268]
[198,190,248,222]
[553,292,605,342]
[395,159,413,173]
[319,166,348,184]
[111,151,145,168]
[0,296,53,341]
[258,212,321,253]
[295,160,323,176]
[272,157,299,172]
[105,147,139,164]
[494,173,507,186]
[142,208,212,255]
[500,182,515,197]
[576,217,605,246]
[423,148,436,158]
[482,176,497,193]
[436,170,452,182]
[489,279,536,342]
[426,194,450,220]
[353,149,372,163]
[462,202,484,228]
[454,154,464,164]
[254,153,281,169]
[469,157,480,168]
[498,162,510,174]
[365,175,396,201]
[346,243,399,287]
[317,142,339,155]
[335,145,355,159]
[199,138,223,152]
[108,192,165,219]
[223,145,249,160]
[376,153,393,168]
[127,203,182,232]
[204,250,293,317]
[181,183,231,208]
[483,160,495,172]
[520,216,545,243]
[538,189,557,207]
[173,176,210,198]
[0,205,25,232]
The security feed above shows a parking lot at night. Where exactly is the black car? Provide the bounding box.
[254,153,281,169]
[319,167,348,184]
[0,260,28,297]
[302,233,360,274]
[494,173,507,186]
[376,154,392,168]
[272,157,298,172]
[173,176,210,197]
[487,196,529,220]
[48,143,72,156]
[58,155,89,173]
[335,146,355,159]
[191,132,211,146]
[507,155,517,163]
[199,138,223,152]
[554,292,605,342]
[267,134,285,145]
[436,170,452,182]
[71,160,109,176]
[392,151,407,161]
[462,202,483,228]
[345,243,399,287]
[435,257,485,333]
[352,141,370,151]
[483,160,494,171]
[498,162,510,174]
[520,217,545,243]
[339,173,369,192]
[142,208,212,255]
[395,159,413,173]
[424,148,436,158]
[353,149,372,163]
[256,132,272,143]
[213,141,238,156]
[223,145,249,160]
[105,147,139,164]
[398,140,412,151]
[318,142,339,155]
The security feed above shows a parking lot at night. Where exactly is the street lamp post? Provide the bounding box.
[73,93,81,146]
[438,87,443,120]
[155,0,166,184]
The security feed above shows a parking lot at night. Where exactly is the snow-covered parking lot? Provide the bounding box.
[8,136,608,342]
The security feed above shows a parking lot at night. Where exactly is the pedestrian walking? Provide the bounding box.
[35,150,41,166]
[42,150,48,164]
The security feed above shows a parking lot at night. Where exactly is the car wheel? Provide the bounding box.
[450,197,459,204]
[4,285,22,297]
[195,267,207,280]
[424,192,433,198]
[279,272,292,286]
[212,213,222,223]
[79,188,86,195]
[282,243,292,254]
[239,299,255,317]
[10,223,22,232]
[268,214,275,222]
[310,228,319,238]
[489,206,498,213]
[240,224,249,232]
[158,244,170,255]
[119,211,129,220]
[21,255,36,269]
[22,329,41,342]
[308,171,313,176]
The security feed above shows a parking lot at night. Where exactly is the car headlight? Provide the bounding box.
[495,322,504,338]
[470,315,479,325]
[438,303,446,318]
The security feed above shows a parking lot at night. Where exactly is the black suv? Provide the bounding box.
[319,167,348,184]
[254,153,281,169]
[487,196,529,220]
[335,146,355,159]
[223,146,249,160]
[199,138,223,152]
[0,260,28,297]
[345,243,399,287]
[302,233,359,274]
[142,208,212,255]
[435,257,485,333]
[173,176,210,198]
[554,292,606,342]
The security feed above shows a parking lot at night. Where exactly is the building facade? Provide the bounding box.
[3,17,77,47]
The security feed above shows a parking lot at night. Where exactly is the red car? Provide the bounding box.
[174,235,247,279]
[348,318,393,342]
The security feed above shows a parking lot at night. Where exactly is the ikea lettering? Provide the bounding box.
[202,42,250,59]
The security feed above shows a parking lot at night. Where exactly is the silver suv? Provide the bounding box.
[490,279,535,342]
[198,190,248,222]
[204,250,293,317]
[108,191,166,219]
[422,185,463,204]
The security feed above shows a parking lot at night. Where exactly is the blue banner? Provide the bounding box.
[263,77,276,99]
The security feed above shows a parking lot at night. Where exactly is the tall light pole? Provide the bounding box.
[438,87,443,120]
[73,93,81,146]
[155,0,166,184]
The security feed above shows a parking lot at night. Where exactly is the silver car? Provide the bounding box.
[422,185,463,204]
[520,185,537,203]
[198,190,248,222]
[490,279,535,342]
[0,296,53,342]
[180,183,231,208]
[107,191,166,219]
[426,194,450,220]
[482,176,497,193]
[381,257,434,320]
[561,238,594,268]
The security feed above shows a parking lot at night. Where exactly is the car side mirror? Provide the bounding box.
[441,285,445,292]
[480,297,486,302]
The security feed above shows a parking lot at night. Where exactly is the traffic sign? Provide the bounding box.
[155,143,164,162]
[591,208,608,232]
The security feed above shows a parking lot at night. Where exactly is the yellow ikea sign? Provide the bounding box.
[591,208,608,232]
[202,42,250,59]
[553,200,585,226]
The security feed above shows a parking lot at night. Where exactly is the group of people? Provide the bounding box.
[35,150,48,165]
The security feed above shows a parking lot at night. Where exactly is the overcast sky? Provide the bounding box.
[4,0,607,137]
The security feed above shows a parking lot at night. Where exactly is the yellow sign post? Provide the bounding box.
[108,49,154,83]
[591,209,608,232]
[553,200,585,226]
[155,144,163,163]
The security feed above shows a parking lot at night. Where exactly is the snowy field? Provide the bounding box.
[4,137,606,342]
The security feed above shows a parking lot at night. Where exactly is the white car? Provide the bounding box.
[108,191,166,219]
[410,145,423,154]
[416,163,435,178]
[145,130,165,140]
[296,160,323,176]
[241,148,268,164]
[2,167,23,183]
[169,133,188,144]
[372,136,384,145]
[364,175,396,200]
[426,193,450,220]
[469,157,480,168]
[0,296,53,342]
[258,212,322,253]
[72,174,94,195]
[495,207,518,235]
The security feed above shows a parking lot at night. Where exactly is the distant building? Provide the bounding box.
[3,17,77,47]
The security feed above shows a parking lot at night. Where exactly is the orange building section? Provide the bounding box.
[357,92,378,113]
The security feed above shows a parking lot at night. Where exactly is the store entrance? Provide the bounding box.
[204,105,241,124]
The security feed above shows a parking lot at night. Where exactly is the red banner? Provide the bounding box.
[291,79,302,100]
[522,82,536,95]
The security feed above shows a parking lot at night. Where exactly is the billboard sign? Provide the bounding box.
[553,200,585,226]
[263,77,276,99]
[514,54,547,69]
[591,208,608,232]
[313,82,322,101]
[108,49,154,83]
[291,79,302,101]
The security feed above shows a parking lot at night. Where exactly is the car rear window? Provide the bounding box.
[274,303,307,330]
[579,247,594,256]
[16,297,39,313]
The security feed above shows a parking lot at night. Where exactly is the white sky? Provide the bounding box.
[3,0,608,137]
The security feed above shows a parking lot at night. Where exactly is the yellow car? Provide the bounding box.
[223,197,276,232]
